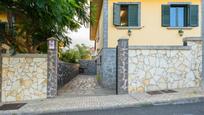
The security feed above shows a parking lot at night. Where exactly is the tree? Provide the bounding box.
[60,44,92,63]
[75,44,91,60]
[0,0,94,53]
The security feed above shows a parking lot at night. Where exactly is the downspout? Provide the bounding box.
[202,0,204,89]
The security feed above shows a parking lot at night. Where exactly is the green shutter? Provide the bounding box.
[162,5,170,27]
[113,3,121,26]
[189,5,199,27]
[128,4,139,26]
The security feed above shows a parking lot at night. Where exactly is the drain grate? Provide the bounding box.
[146,91,163,95]
[147,90,177,95]
[161,90,177,93]
[0,103,26,110]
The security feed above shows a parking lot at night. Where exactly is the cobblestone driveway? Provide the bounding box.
[58,75,115,97]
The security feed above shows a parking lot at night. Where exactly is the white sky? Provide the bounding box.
[69,26,94,48]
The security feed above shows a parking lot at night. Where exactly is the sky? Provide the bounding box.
[69,26,94,48]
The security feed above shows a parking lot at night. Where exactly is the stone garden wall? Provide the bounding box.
[98,48,117,89]
[128,38,202,93]
[1,54,47,102]
[79,60,96,75]
[58,61,79,89]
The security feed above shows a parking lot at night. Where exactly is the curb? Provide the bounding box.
[1,96,204,115]
[151,96,204,106]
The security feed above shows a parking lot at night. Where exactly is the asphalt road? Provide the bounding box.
[44,102,204,115]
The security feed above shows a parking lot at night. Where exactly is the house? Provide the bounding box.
[90,0,203,94]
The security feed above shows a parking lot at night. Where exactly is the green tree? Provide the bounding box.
[76,44,91,60]
[60,44,92,63]
[0,0,94,53]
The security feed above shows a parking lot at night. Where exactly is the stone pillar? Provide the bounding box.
[47,37,58,98]
[116,39,129,94]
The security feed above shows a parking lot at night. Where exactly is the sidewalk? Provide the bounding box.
[0,88,204,115]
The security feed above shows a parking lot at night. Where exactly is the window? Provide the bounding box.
[170,5,187,27]
[162,4,199,27]
[120,5,128,26]
[113,3,140,27]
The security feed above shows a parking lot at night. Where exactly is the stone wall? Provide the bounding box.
[58,61,79,89]
[128,38,202,93]
[79,60,96,75]
[102,48,117,89]
[1,54,47,102]
[96,48,117,89]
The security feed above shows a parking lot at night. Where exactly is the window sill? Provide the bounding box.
[116,26,143,30]
[167,27,193,30]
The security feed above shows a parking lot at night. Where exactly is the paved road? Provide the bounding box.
[44,102,204,115]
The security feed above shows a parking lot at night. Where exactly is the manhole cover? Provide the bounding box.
[0,103,26,110]
[147,91,163,95]
[161,90,177,93]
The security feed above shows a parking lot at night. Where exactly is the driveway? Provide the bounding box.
[58,75,115,97]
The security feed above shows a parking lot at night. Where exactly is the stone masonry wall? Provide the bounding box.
[101,48,117,89]
[1,54,47,102]
[58,61,79,89]
[79,60,96,75]
[96,48,117,89]
[128,38,202,93]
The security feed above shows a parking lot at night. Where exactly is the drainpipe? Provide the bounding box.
[202,0,204,89]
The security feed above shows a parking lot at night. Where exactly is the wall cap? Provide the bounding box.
[183,37,203,42]
[47,37,58,41]
[1,54,47,58]
[129,46,191,50]
[118,39,129,41]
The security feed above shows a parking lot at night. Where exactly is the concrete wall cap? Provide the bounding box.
[129,46,191,50]
[118,39,129,41]
[47,37,58,41]
[1,54,47,58]
[183,37,203,42]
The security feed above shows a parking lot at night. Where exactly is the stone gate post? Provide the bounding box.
[116,39,129,94]
[47,37,58,98]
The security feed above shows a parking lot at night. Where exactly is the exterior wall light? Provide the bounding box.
[128,28,132,37]
[178,29,184,37]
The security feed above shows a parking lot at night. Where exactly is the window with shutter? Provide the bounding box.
[128,4,139,26]
[162,4,199,27]
[120,5,128,26]
[113,3,140,27]
[113,3,121,26]
[162,5,170,27]
[189,5,199,27]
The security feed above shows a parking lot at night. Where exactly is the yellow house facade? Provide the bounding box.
[91,0,204,92]
[91,0,201,49]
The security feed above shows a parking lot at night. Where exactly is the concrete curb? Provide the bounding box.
[3,96,204,115]
[152,96,204,106]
